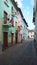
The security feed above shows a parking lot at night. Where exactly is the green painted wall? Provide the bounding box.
[0,0,17,44]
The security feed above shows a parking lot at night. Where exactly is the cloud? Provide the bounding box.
[15,0,23,8]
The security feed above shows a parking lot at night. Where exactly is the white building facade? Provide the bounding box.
[22,18,28,40]
[28,30,34,39]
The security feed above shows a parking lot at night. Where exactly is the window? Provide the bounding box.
[11,7,16,17]
[4,0,9,7]
[11,7,14,14]
[4,11,8,24]
[31,35,33,38]
[5,0,8,2]
[16,22,17,29]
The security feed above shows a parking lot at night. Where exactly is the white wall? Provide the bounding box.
[28,31,34,38]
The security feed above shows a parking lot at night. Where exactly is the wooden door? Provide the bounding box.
[11,33,14,45]
[3,32,8,48]
[16,31,18,43]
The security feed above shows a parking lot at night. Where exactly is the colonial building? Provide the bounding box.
[28,30,34,39]
[16,8,28,42]
[22,18,28,40]
[16,8,23,43]
[0,0,18,49]
[0,0,29,50]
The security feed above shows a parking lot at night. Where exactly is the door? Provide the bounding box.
[11,33,14,45]
[16,30,18,43]
[3,32,8,48]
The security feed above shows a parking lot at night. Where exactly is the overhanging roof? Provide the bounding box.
[23,18,28,27]
[17,8,23,18]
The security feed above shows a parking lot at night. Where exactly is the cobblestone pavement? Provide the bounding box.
[0,39,37,65]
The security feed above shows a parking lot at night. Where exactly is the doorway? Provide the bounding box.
[15,30,18,43]
[11,33,14,45]
[3,32,8,48]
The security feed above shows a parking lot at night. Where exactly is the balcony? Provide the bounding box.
[11,7,17,17]
[11,12,17,18]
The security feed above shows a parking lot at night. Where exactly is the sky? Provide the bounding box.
[15,0,35,30]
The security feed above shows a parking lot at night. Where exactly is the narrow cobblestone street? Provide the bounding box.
[0,39,37,65]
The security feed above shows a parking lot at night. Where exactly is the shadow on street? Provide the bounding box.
[0,39,37,65]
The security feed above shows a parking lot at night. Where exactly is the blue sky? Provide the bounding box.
[15,0,35,30]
